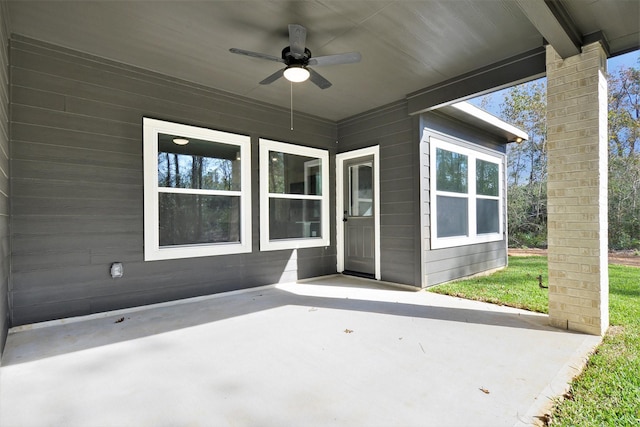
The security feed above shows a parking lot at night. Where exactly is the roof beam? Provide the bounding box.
[407,47,545,115]
[515,0,581,58]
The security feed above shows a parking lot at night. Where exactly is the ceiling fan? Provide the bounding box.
[229,24,361,89]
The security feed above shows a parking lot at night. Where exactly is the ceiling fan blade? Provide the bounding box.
[308,68,332,89]
[308,52,362,67]
[259,68,285,85]
[229,48,284,63]
[288,24,307,58]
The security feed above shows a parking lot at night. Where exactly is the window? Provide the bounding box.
[259,139,330,251]
[430,137,503,249]
[349,162,373,217]
[143,118,251,260]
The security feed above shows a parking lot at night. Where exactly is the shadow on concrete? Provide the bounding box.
[2,275,582,366]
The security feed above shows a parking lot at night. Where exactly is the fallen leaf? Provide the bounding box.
[479,387,490,394]
[115,317,125,324]
[344,329,353,334]
[534,413,551,426]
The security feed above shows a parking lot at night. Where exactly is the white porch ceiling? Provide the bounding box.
[7,1,639,121]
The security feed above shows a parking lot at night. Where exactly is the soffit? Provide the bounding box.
[7,1,639,121]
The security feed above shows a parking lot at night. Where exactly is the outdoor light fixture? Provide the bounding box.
[173,138,190,145]
[283,66,310,83]
[515,137,523,144]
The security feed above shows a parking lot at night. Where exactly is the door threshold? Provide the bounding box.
[342,270,376,280]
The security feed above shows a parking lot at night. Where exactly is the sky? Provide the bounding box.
[468,49,640,116]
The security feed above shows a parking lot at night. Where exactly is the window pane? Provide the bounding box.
[476,159,499,196]
[159,193,240,246]
[269,198,322,239]
[436,148,468,193]
[477,199,499,234]
[349,163,373,217]
[437,196,468,237]
[158,133,241,191]
[269,151,322,195]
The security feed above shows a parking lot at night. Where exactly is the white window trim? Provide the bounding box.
[143,118,252,261]
[259,138,330,251]
[336,146,381,280]
[429,137,504,249]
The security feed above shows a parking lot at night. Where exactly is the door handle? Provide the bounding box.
[343,210,348,222]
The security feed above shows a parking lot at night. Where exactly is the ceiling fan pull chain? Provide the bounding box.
[290,81,294,131]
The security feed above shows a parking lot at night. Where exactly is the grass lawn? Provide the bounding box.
[429,257,640,426]
[429,257,550,313]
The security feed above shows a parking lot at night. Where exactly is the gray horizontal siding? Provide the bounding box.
[338,101,420,286]
[421,112,509,287]
[424,241,507,286]
[423,111,507,154]
[9,35,337,326]
[10,40,335,145]
[0,0,9,356]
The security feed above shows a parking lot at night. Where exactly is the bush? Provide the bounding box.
[507,183,547,249]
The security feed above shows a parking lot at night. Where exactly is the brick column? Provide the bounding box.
[546,42,609,336]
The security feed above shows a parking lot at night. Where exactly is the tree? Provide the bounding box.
[608,60,640,249]
[489,80,548,247]
[609,63,639,156]
[478,59,640,250]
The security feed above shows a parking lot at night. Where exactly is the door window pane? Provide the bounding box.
[349,163,373,217]
[476,199,499,234]
[269,198,322,239]
[437,196,468,237]
[436,148,468,193]
[476,159,499,196]
[158,134,241,191]
[159,193,240,246]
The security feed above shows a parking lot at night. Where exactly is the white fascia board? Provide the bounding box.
[450,102,529,142]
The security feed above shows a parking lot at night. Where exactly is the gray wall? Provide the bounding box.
[337,101,422,286]
[336,103,509,288]
[10,35,338,326]
[0,0,10,355]
[7,34,514,328]
[420,112,508,286]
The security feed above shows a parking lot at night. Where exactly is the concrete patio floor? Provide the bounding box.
[0,275,601,427]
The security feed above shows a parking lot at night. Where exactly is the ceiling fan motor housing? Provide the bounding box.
[282,46,312,65]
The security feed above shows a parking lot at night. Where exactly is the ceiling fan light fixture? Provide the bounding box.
[283,66,310,83]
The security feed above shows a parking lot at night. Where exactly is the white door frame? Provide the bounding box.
[336,146,381,280]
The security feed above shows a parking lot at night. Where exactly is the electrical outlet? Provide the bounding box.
[110,262,123,278]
